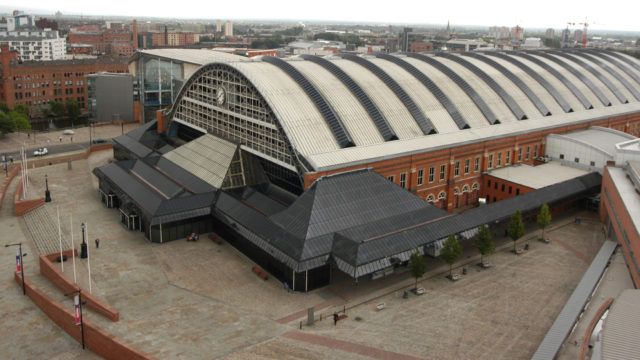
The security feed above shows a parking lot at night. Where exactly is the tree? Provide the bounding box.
[507,210,525,252]
[408,251,427,290]
[48,100,65,118]
[13,104,29,117]
[473,224,495,264]
[440,235,462,278]
[537,203,552,241]
[0,111,15,135]
[65,99,80,122]
[9,111,30,131]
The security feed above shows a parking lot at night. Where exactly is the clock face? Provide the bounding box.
[216,86,226,106]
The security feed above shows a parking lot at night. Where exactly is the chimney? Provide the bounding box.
[156,110,165,134]
[132,19,138,50]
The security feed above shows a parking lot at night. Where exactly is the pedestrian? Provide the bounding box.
[333,313,338,326]
[59,136,62,142]
[9,156,13,164]
[95,238,100,249]
[71,136,73,142]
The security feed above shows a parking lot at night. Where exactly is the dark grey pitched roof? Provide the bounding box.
[332,172,602,269]
[152,191,217,225]
[126,120,157,141]
[270,169,431,241]
[130,160,184,199]
[113,134,153,158]
[240,187,287,216]
[154,157,216,194]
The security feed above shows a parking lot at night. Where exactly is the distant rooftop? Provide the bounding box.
[487,162,590,189]
[602,289,640,360]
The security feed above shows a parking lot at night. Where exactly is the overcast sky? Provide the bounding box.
[5,0,639,32]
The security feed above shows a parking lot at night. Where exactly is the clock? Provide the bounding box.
[216,86,226,106]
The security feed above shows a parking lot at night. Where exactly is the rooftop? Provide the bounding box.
[130,48,246,65]
[487,162,590,189]
[556,126,636,157]
[607,165,640,237]
[602,289,640,360]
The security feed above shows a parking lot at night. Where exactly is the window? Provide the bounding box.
[494,182,498,190]
[509,186,512,194]
[417,169,424,186]
[400,173,407,188]
[497,152,502,167]
[487,180,491,187]
[534,145,538,158]
[426,194,435,203]
[590,161,596,166]
[464,159,470,174]
[559,154,565,160]
[428,167,435,183]
[516,189,520,195]
[488,154,494,169]
[517,148,522,161]
[474,157,480,172]
[526,146,530,160]
[387,175,395,183]
[501,184,506,192]
[506,151,511,165]
[574,157,580,163]
[440,164,446,180]
[454,161,460,176]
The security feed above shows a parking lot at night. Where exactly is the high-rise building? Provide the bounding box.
[225,21,233,37]
[545,28,555,39]
[216,20,223,33]
[561,28,571,48]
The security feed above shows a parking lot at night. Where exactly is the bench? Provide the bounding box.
[449,273,462,281]
[515,248,524,255]
[376,302,386,311]
[414,287,425,295]
[251,266,269,281]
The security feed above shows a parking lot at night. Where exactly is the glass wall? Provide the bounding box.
[138,56,184,122]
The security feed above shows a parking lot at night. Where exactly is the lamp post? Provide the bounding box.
[64,289,85,349]
[80,222,88,259]
[44,174,51,202]
[5,243,27,295]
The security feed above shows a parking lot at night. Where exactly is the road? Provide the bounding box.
[1,141,110,160]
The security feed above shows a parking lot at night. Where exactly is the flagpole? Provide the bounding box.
[57,206,64,272]
[86,223,92,294]
[70,214,77,284]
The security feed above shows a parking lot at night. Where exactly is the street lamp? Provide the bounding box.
[5,243,27,295]
[80,222,88,259]
[44,174,51,202]
[64,289,85,349]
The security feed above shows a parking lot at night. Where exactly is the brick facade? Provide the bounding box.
[600,166,640,288]
[305,112,640,212]
[0,46,128,114]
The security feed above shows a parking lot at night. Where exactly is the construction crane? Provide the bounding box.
[566,20,590,48]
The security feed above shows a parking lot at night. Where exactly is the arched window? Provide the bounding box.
[462,184,470,193]
[438,191,446,200]
[426,194,435,203]
[472,182,480,191]
[454,187,461,195]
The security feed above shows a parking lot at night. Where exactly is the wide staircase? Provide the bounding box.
[23,205,72,257]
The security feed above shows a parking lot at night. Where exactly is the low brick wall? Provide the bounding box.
[13,272,152,360]
[13,175,45,216]
[40,250,119,322]
[0,165,20,211]
[27,143,113,169]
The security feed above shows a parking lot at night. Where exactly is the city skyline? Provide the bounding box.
[2,0,640,32]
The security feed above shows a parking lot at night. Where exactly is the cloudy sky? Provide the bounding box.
[5,0,639,31]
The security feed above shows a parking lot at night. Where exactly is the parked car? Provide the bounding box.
[92,138,107,144]
[33,148,48,156]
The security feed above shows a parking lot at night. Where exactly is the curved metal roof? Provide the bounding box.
[169,50,640,171]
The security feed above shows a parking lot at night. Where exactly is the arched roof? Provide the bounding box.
[171,50,640,172]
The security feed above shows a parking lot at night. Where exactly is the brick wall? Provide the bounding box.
[600,167,640,288]
[304,112,640,212]
[13,175,45,216]
[13,272,152,360]
[0,165,20,210]
[40,250,119,321]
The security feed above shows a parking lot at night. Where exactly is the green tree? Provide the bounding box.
[65,99,80,122]
[13,104,29,117]
[473,224,494,264]
[440,235,462,277]
[48,100,65,118]
[9,110,30,131]
[0,111,16,135]
[537,203,552,241]
[0,102,9,113]
[508,210,525,253]
[408,251,427,290]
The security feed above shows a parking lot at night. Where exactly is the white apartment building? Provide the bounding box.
[0,30,66,61]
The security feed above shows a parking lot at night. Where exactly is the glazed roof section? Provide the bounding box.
[170,49,640,171]
[602,289,640,360]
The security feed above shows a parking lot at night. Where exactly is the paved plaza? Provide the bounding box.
[0,149,611,359]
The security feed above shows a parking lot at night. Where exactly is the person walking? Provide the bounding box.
[95,238,100,249]
[333,313,338,326]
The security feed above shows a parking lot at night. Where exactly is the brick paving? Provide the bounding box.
[282,331,425,360]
